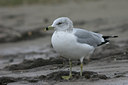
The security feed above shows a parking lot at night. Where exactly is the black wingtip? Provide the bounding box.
[113,36,118,38]
[102,35,118,39]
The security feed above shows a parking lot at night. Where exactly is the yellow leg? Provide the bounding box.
[80,57,84,77]
[80,62,83,76]
[62,59,72,80]
[69,59,72,77]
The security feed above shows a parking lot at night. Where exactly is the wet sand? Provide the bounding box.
[0,0,128,85]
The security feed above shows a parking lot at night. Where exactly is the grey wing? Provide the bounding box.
[74,28,104,47]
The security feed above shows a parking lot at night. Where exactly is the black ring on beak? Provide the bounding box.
[46,27,49,31]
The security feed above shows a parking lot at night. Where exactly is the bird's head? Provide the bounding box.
[44,17,73,31]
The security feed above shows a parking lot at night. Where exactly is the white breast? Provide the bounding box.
[51,31,95,60]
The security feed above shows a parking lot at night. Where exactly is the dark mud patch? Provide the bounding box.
[0,71,108,85]
[91,41,128,61]
[0,77,17,85]
[5,57,68,70]
[114,71,128,78]
[39,71,108,81]
[0,76,40,85]
[0,25,50,43]
[4,56,90,71]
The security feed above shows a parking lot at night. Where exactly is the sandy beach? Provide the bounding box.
[0,0,128,85]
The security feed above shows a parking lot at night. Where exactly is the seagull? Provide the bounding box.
[45,17,118,80]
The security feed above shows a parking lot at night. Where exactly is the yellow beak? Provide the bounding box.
[44,26,54,31]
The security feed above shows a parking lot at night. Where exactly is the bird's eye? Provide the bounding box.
[57,22,62,25]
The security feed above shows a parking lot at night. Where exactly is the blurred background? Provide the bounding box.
[0,0,128,85]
